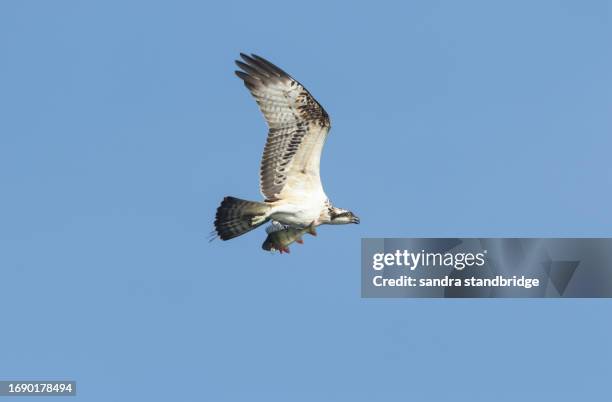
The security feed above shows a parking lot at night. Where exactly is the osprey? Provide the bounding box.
[214,53,359,243]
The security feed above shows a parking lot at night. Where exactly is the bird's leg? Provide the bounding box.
[307,221,317,236]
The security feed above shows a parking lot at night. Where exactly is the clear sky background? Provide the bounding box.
[1,1,611,401]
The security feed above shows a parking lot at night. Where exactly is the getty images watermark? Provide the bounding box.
[361,238,612,298]
[370,248,539,289]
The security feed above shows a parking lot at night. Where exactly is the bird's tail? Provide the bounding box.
[214,196,271,240]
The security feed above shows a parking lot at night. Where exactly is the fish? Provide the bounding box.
[262,221,317,254]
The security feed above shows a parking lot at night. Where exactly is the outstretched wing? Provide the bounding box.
[235,54,331,202]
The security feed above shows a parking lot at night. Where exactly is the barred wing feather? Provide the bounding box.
[234,54,331,202]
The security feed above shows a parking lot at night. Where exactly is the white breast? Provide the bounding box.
[269,198,325,228]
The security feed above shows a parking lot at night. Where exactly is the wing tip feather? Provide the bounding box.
[236,52,286,80]
[250,54,287,77]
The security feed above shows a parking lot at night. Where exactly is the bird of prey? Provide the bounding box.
[214,53,359,245]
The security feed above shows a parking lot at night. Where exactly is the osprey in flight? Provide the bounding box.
[214,54,359,251]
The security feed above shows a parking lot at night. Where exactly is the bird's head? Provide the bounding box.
[329,207,360,225]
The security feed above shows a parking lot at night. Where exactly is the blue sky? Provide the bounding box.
[0,1,611,401]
